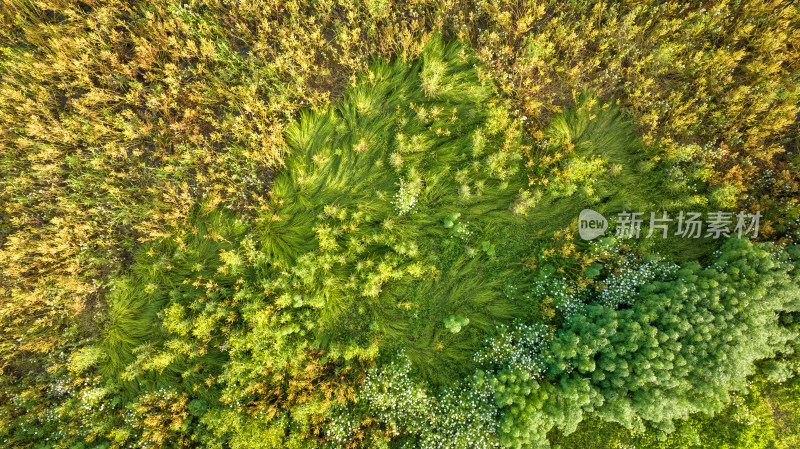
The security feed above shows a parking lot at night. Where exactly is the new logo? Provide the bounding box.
[578,209,608,240]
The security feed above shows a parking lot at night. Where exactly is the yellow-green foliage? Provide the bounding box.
[1,1,799,448]
[474,1,800,236]
[2,0,798,393]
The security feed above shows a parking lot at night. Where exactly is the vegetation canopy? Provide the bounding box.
[2,2,800,448]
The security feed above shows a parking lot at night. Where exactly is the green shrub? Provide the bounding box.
[489,239,800,448]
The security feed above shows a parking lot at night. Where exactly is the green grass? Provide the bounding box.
[94,37,710,393]
[260,37,528,383]
[251,38,710,387]
[526,91,721,264]
[96,208,251,400]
